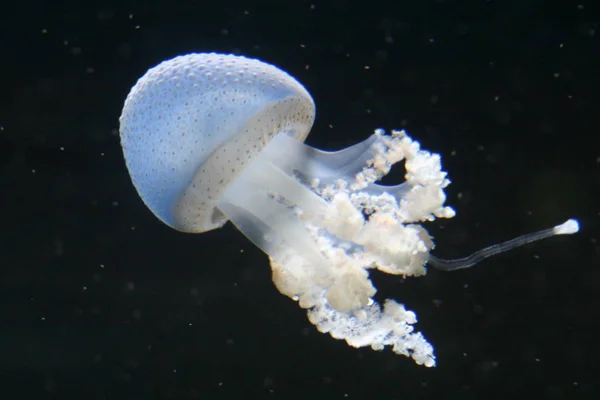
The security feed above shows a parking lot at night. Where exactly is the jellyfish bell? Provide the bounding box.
[118,53,315,233]
[119,53,579,367]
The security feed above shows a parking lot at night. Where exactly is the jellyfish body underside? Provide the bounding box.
[218,129,455,367]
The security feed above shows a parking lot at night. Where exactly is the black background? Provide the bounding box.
[1,0,598,399]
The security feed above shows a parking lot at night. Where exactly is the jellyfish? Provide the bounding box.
[119,53,579,367]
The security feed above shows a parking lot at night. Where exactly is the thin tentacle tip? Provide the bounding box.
[553,218,579,235]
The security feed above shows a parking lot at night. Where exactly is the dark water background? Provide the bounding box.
[1,0,598,399]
